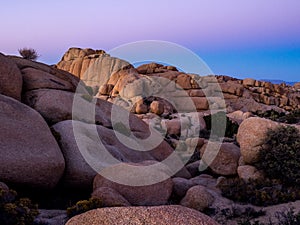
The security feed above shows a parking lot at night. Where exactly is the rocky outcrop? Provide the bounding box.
[0,53,22,100]
[0,94,65,188]
[66,205,220,225]
[56,47,130,87]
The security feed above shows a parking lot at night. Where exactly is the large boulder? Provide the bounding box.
[9,55,80,91]
[52,120,175,189]
[0,94,65,188]
[66,205,220,225]
[200,142,241,176]
[93,161,173,206]
[21,67,76,92]
[0,53,22,100]
[237,117,279,164]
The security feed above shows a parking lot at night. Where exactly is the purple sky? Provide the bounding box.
[1,0,299,81]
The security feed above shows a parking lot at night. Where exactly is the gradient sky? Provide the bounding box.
[1,0,299,81]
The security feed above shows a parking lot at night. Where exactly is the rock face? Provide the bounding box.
[52,120,174,189]
[93,161,174,206]
[237,117,279,164]
[0,94,65,188]
[0,53,22,100]
[180,185,215,211]
[66,205,220,225]
[56,47,130,87]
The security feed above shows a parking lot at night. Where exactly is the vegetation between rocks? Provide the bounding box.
[0,187,39,225]
[18,48,39,61]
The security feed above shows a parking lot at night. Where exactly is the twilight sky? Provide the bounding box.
[1,0,299,81]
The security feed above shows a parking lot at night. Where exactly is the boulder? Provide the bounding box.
[237,117,279,164]
[0,53,22,100]
[21,67,75,92]
[52,120,174,189]
[0,94,65,188]
[180,185,215,211]
[200,142,241,176]
[66,205,220,225]
[23,89,110,126]
[294,82,300,90]
[93,161,173,206]
[150,100,164,115]
[237,165,264,182]
[172,177,194,198]
[9,55,79,91]
[243,78,256,87]
[92,187,131,207]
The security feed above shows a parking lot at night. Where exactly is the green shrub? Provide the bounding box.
[66,197,103,218]
[18,48,39,61]
[204,111,239,138]
[255,125,300,185]
[255,109,300,124]
[0,187,39,225]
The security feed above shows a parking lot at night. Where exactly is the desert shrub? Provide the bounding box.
[256,109,300,124]
[255,125,300,185]
[219,178,300,206]
[18,48,39,61]
[0,187,39,225]
[275,208,300,225]
[204,111,239,138]
[66,197,103,218]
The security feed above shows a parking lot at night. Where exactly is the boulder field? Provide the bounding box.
[0,48,299,224]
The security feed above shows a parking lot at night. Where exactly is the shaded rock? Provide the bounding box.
[237,117,279,164]
[237,165,264,182]
[0,94,65,188]
[180,185,215,211]
[34,209,67,225]
[66,205,220,225]
[9,55,79,91]
[92,187,131,207]
[0,53,22,100]
[23,89,110,126]
[0,182,9,190]
[21,67,75,92]
[200,142,241,176]
[186,160,201,177]
[93,161,173,206]
[172,177,194,198]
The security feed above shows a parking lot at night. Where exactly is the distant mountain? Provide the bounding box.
[260,79,296,86]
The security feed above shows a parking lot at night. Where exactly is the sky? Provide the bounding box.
[1,0,299,82]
